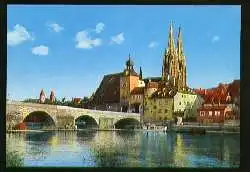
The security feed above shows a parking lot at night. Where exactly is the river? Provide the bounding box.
[6,131,240,167]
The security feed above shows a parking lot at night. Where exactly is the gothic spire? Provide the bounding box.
[40,89,45,96]
[167,21,175,54]
[177,26,185,62]
[139,67,142,79]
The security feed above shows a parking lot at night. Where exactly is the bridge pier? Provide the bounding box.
[99,117,114,129]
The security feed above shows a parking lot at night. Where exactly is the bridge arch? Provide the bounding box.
[75,115,99,129]
[114,118,141,129]
[23,111,56,130]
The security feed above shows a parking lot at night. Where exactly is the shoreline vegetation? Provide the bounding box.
[6,150,24,167]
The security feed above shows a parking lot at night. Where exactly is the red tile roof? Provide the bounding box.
[92,72,123,105]
[194,80,240,105]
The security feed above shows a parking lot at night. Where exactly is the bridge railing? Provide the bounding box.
[56,105,140,116]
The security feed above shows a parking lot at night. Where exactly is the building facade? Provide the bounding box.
[173,91,204,120]
[143,82,177,123]
[195,80,240,123]
[91,55,145,112]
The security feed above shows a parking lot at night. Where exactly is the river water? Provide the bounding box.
[6,131,240,167]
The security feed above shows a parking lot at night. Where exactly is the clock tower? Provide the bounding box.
[120,54,140,112]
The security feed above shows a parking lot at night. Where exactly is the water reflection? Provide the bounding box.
[6,131,240,167]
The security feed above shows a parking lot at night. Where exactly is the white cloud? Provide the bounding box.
[212,35,220,43]
[148,41,158,48]
[111,32,125,45]
[95,22,105,33]
[32,45,49,56]
[7,24,34,46]
[75,30,102,49]
[47,22,64,33]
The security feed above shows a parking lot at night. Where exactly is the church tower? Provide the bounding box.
[39,89,46,104]
[162,22,187,91]
[177,26,187,90]
[162,21,179,82]
[50,90,56,104]
[120,54,140,112]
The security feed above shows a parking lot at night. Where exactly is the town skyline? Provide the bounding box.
[7,5,240,100]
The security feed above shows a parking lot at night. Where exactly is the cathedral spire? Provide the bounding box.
[177,26,183,56]
[177,26,187,90]
[177,26,185,62]
[168,21,175,54]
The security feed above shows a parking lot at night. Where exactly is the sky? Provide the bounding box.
[7,5,240,101]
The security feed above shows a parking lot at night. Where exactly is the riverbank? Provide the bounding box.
[6,128,143,133]
[6,125,240,134]
[172,125,240,134]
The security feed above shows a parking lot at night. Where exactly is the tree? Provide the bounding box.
[62,97,66,103]
[23,98,39,103]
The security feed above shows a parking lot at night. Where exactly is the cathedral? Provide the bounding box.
[90,22,189,122]
[161,21,187,91]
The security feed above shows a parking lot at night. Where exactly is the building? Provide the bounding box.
[143,81,177,123]
[174,91,204,121]
[39,89,46,104]
[197,104,233,123]
[72,98,82,104]
[142,22,189,123]
[195,80,240,123]
[130,87,144,113]
[50,90,56,104]
[91,55,145,112]
[162,22,187,91]
[120,55,143,112]
[90,22,204,126]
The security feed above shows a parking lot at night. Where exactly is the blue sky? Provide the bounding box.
[7,5,240,101]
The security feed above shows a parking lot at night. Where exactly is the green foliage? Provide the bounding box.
[22,98,39,103]
[6,150,23,167]
[23,96,91,109]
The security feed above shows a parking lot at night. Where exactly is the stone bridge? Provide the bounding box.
[6,101,141,130]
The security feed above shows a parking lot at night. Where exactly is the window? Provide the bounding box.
[179,102,181,105]
[153,105,157,109]
[165,109,168,113]
[200,111,205,116]
[209,111,212,116]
